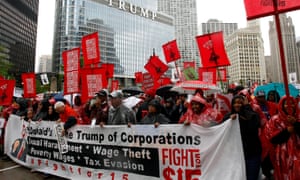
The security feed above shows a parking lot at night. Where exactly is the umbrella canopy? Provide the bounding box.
[155,85,177,97]
[122,86,144,96]
[170,80,222,94]
[254,83,299,98]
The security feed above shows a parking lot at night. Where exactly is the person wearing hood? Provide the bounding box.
[222,95,262,180]
[140,99,170,127]
[32,99,50,121]
[179,93,223,127]
[265,96,300,180]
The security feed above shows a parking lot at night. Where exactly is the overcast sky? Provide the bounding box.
[35,0,300,71]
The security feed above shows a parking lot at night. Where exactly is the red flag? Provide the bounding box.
[162,40,181,63]
[64,71,80,95]
[62,48,80,72]
[196,31,230,68]
[144,56,169,80]
[80,68,108,102]
[217,68,227,82]
[0,80,15,106]
[135,72,143,83]
[244,0,300,20]
[101,63,114,78]
[198,68,217,84]
[22,73,36,98]
[0,75,4,80]
[82,32,100,66]
[111,80,119,91]
[183,61,195,69]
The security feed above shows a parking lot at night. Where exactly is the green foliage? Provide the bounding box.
[36,79,50,93]
[0,46,14,79]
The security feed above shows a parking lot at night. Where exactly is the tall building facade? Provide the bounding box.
[226,21,267,86]
[268,14,300,83]
[38,55,52,72]
[0,0,39,85]
[157,0,198,66]
[52,0,174,86]
[201,19,238,37]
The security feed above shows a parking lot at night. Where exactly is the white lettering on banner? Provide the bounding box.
[85,38,97,60]
[66,51,79,71]
[26,78,34,94]
[66,71,79,93]
[5,115,246,180]
[87,74,102,97]
[108,0,157,20]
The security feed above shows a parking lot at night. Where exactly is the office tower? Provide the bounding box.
[52,0,174,86]
[269,14,300,83]
[0,0,39,85]
[226,21,267,86]
[158,0,198,66]
[38,55,52,72]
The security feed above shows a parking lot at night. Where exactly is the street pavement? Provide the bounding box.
[0,156,67,180]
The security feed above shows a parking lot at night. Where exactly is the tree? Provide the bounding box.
[0,45,13,79]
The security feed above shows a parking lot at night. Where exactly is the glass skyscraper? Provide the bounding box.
[0,0,39,85]
[52,0,174,85]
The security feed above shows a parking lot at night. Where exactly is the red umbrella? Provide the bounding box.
[171,80,222,94]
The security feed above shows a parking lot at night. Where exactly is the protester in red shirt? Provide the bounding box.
[54,101,78,136]
[265,96,300,180]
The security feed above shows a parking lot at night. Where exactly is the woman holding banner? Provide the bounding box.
[222,95,262,180]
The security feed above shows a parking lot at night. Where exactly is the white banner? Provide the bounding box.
[5,115,245,180]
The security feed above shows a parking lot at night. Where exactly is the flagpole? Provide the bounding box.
[273,0,290,97]
[216,67,224,92]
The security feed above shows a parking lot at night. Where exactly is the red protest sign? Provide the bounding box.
[62,48,80,72]
[162,40,181,63]
[0,80,15,106]
[21,73,36,98]
[64,71,80,95]
[82,32,100,66]
[80,68,107,102]
[196,31,230,68]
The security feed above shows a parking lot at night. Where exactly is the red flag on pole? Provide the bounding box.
[183,61,196,69]
[0,80,15,106]
[101,63,114,78]
[62,48,80,72]
[162,40,181,63]
[196,31,230,68]
[135,72,143,84]
[22,73,36,98]
[64,71,80,95]
[144,56,168,80]
[82,32,100,67]
[80,68,108,102]
[198,68,217,84]
[244,0,300,20]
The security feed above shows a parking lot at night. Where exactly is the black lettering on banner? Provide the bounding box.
[27,137,160,177]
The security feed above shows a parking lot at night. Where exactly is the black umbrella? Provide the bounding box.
[156,85,177,98]
[122,86,144,96]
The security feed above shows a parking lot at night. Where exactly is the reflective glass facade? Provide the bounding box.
[53,0,174,79]
[0,0,39,85]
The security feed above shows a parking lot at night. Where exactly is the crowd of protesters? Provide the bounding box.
[1,85,300,180]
